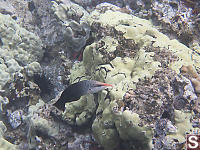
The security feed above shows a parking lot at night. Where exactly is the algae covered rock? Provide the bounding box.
[68,3,200,150]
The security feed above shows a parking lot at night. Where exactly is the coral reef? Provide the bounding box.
[134,0,200,55]
[0,0,65,48]
[0,1,91,148]
[150,0,199,45]
[21,99,100,150]
[8,110,22,129]
[66,3,200,150]
[2,71,41,111]
[63,94,96,126]
[24,100,61,149]
[52,0,91,54]
[0,1,200,150]
[75,0,200,58]
[0,11,44,148]
[0,13,43,65]
[0,13,43,89]
[0,0,80,97]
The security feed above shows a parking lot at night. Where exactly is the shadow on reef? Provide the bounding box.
[33,73,55,102]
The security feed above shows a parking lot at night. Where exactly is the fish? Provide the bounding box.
[53,80,113,111]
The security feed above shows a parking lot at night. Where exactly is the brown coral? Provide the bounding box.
[180,65,200,94]
[180,65,200,114]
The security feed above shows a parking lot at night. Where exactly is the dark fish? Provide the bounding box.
[53,80,113,111]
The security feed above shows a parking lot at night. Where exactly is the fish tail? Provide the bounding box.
[53,99,65,111]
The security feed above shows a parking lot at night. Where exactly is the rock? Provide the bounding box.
[52,0,91,54]
[0,96,9,113]
[8,110,22,129]
[25,62,42,77]
[22,100,72,149]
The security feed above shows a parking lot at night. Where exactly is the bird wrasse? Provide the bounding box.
[53,80,113,111]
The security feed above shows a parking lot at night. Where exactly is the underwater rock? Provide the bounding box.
[172,75,198,110]
[67,3,200,150]
[151,0,195,44]
[8,110,22,129]
[0,96,9,113]
[17,99,98,150]
[153,110,195,150]
[0,0,15,16]
[0,1,199,150]
[130,0,200,47]
[25,62,42,77]
[0,121,7,138]
[38,57,72,101]
[71,0,129,11]
[0,138,19,150]
[68,133,97,150]
[2,71,41,112]
[0,62,10,90]
[0,0,64,49]
[51,0,91,55]
[0,69,42,150]
[22,100,72,149]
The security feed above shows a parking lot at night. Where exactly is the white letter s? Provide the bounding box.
[188,136,198,149]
